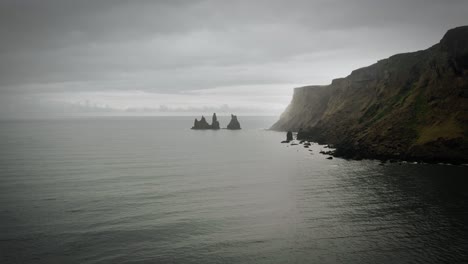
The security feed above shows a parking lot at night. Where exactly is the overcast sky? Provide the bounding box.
[0,0,467,117]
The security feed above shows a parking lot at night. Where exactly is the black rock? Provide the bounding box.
[211,113,220,130]
[326,157,333,160]
[192,115,211,129]
[319,150,335,155]
[286,131,293,141]
[226,114,241,130]
[192,113,221,130]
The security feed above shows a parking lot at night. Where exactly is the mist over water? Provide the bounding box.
[1,117,467,263]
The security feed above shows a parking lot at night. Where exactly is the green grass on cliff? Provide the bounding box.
[413,91,430,121]
[416,117,463,145]
[358,85,415,126]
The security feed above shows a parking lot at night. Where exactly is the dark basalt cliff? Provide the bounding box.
[271,26,468,164]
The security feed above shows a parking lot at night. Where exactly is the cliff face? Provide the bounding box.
[271,26,468,163]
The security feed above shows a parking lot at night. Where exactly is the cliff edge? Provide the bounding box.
[271,26,468,164]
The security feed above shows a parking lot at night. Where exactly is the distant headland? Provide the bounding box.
[192,113,241,130]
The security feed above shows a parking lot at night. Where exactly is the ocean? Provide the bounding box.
[1,116,467,263]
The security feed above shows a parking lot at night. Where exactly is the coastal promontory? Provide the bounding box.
[271,26,468,164]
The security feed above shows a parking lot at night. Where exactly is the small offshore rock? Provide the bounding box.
[211,113,220,130]
[319,150,335,155]
[226,114,241,130]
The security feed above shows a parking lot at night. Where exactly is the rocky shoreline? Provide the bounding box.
[281,131,467,165]
[295,130,467,165]
[297,132,468,165]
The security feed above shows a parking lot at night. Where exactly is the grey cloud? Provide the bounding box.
[0,0,467,94]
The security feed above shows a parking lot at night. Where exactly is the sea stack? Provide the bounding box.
[226,114,241,130]
[211,113,220,130]
[192,113,220,130]
[281,131,293,143]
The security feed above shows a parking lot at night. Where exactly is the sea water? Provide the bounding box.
[1,116,467,263]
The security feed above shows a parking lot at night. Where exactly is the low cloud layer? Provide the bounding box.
[1,0,467,116]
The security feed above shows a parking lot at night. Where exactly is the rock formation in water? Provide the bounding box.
[281,131,293,143]
[271,26,468,164]
[226,114,241,130]
[192,116,210,129]
[211,113,220,129]
[192,113,221,130]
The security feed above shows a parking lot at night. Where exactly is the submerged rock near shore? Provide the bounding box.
[272,26,468,164]
[226,114,241,130]
[192,113,220,130]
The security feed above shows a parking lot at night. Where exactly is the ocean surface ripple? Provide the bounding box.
[1,117,467,263]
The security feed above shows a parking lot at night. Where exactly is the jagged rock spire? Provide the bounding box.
[191,113,221,130]
[211,113,220,129]
[226,114,241,130]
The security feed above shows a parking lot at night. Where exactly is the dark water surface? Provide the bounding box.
[1,117,467,263]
